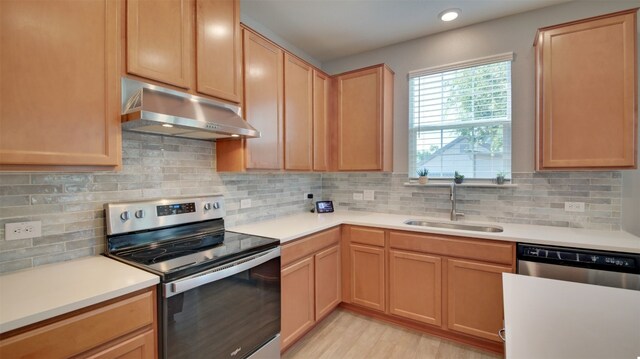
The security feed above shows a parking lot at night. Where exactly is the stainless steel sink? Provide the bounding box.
[403,220,504,233]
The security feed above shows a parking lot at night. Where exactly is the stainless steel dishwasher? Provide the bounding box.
[516,243,640,290]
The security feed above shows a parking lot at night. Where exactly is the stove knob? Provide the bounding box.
[120,211,130,221]
[212,202,220,210]
[135,209,145,219]
[203,203,212,211]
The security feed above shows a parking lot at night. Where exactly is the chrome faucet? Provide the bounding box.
[450,182,464,221]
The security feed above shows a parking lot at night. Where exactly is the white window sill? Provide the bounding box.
[403,180,517,188]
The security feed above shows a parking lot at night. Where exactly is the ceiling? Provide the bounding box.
[241,0,572,63]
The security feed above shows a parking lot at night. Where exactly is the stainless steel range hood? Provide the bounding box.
[121,78,259,140]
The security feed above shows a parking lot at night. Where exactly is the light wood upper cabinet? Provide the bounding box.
[535,9,637,170]
[0,0,120,168]
[350,244,385,312]
[281,256,315,350]
[127,0,192,89]
[336,64,394,171]
[447,258,512,342]
[389,250,442,326]
[284,53,314,171]
[315,244,341,320]
[243,28,284,169]
[313,70,331,171]
[196,0,242,103]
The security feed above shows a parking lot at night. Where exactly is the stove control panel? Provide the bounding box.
[157,202,196,216]
[105,195,225,235]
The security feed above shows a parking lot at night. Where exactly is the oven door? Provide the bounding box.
[162,247,281,359]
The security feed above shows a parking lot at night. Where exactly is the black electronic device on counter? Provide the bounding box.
[315,200,334,213]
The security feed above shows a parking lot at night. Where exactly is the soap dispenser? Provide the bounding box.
[307,193,315,213]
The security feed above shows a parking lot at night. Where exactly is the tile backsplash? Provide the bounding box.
[0,132,321,274]
[0,132,625,274]
[322,172,621,230]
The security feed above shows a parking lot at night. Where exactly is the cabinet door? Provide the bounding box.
[350,244,385,312]
[196,0,242,103]
[0,0,120,167]
[0,290,155,358]
[313,70,330,171]
[86,330,155,359]
[315,245,341,320]
[336,65,393,172]
[127,0,191,88]
[536,10,637,169]
[281,257,315,350]
[447,258,512,342]
[243,29,284,169]
[337,66,382,170]
[389,250,442,326]
[284,53,313,171]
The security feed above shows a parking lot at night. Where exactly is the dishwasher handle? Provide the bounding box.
[164,246,280,297]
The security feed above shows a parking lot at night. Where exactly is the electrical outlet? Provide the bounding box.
[353,193,363,201]
[564,202,585,212]
[363,190,375,201]
[303,192,313,201]
[5,221,42,240]
[240,199,252,209]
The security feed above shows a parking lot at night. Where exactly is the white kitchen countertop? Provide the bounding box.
[228,210,640,253]
[0,256,159,334]
[503,273,640,358]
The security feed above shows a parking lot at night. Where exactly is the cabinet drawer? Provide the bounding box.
[349,226,385,247]
[0,290,155,359]
[281,227,340,267]
[389,231,514,265]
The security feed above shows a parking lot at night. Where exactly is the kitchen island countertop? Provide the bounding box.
[228,210,640,253]
[0,256,159,334]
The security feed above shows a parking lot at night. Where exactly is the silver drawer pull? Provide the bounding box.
[498,328,506,342]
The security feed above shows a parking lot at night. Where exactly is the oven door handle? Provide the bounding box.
[164,247,280,297]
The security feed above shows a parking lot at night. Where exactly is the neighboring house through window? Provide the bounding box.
[408,53,513,179]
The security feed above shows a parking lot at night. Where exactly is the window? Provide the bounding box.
[408,53,513,179]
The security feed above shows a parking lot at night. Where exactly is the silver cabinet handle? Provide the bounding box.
[498,328,506,342]
[164,247,280,298]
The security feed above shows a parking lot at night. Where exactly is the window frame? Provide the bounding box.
[408,52,514,180]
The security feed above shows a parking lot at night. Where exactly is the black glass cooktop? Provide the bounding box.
[108,220,279,281]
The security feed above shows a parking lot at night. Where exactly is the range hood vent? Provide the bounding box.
[121,78,259,140]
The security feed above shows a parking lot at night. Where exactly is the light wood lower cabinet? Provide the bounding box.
[350,244,385,312]
[315,245,341,320]
[86,330,155,359]
[447,258,511,342]
[341,226,514,352]
[281,228,341,351]
[389,250,442,326]
[0,288,156,359]
[281,256,315,350]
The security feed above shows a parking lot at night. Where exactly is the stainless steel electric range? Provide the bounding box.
[104,195,281,359]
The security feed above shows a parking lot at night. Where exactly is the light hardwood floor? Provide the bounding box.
[283,309,502,359]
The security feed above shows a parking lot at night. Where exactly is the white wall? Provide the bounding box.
[322,1,640,174]
[240,13,322,68]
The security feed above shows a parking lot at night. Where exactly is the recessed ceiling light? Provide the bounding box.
[439,8,460,22]
[162,124,174,128]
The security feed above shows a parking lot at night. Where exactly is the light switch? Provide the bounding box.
[363,190,375,201]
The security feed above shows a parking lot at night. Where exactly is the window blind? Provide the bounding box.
[408,54,513,179]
